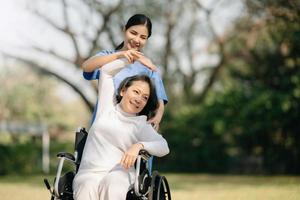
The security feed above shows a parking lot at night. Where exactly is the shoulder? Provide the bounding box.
[129,61,155,74]
[95,49,117,56]
[151,66,163,77]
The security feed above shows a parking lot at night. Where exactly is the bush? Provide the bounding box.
[0,140,73,175]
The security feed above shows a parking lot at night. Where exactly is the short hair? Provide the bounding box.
[116,74,158,119]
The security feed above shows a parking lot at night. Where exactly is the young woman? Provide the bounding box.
[73,59,169,200]
[82,14,167,130]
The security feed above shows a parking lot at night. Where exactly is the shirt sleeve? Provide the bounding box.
[96,59,128,114]
[83,50,116,80]
[152,72,168,104]
[138,124,170,157]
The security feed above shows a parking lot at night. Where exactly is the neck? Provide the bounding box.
[116,104,136,117]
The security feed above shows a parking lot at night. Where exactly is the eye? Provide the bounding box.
[130,31,137,35]
[133,90,139,94]
[143,96,149,101]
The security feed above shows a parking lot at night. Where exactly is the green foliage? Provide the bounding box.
[0,65,88,175]
[159,0,300,174]
[160,104,229,173]
[0,65,89,132]
[0,139,73,175]
[222,0,300,174]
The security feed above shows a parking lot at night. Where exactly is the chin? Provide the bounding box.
[131,109,141,115]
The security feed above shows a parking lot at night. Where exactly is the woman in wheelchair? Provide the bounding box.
[73,59,170,200]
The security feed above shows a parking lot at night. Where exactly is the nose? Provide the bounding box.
[132,36,140,45]
[134,97,142,104]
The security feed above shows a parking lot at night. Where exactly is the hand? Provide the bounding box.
[137,55,157,71]
[120,143,144,169]
[147,110,163,131]
[119,50,143,63]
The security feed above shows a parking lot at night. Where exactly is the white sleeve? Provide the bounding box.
[138,124,170,157]
[97,59,128,115]
[101,58,128,76]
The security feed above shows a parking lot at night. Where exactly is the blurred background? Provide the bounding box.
[0,0,300,199]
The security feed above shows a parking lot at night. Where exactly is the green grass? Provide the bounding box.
[0,174,299,200]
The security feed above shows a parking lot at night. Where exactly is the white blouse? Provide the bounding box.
[79,59,169,172]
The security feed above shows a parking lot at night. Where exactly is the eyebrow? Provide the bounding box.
[130,30,147,38]
[134,87,149,96]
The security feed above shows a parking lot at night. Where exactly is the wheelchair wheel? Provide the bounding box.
[56,171,75,200]
[149,171,171,200]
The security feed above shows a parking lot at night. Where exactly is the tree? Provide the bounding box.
[0,63,89,134]
[216,0,300,173]
[1,0,243,112]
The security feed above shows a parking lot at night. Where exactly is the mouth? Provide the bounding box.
[129,41,139,50]
[130,101,140,109]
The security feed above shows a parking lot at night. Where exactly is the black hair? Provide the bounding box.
[116,74,158,119]
[115,14,152,50]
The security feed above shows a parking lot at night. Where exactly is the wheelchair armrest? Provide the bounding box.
[57,152,75,162]
[139,150,151,160]
[133,150,153,197]
[54,152,76,197]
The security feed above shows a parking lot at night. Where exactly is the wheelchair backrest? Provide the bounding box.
[74,127,88,167]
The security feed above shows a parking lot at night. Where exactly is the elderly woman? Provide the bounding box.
[73,59,169,200]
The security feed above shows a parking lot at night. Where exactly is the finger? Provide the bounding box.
[120,155,126,166]
[147,118,155,124]
[131,50,142,56]
[124,54,133,63]
[151,123,159,131]
[135,51,144,55]
[131,51,142,60]
[124,155,131,169]
[150,65,158,71]
[127,53,134,63]
[132,53,141,60]
[128,156,135,168]
[155,124,159,131]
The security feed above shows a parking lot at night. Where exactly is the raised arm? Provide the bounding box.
[96,59,129,115]
[83,53,122,73]
[82,50,142,73]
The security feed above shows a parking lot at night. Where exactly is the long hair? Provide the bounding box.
[116,75,158,119]
[115,14,152,50]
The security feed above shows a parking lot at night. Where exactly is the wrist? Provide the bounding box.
[137,143,144,150]
[115,51,124,59]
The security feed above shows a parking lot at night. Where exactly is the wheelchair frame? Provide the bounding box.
[44,127,171,200]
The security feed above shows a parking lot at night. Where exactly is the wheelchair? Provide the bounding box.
[44,127,171,200]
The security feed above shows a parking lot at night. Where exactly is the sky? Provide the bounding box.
[0,0,244,101]
[0,0,31,47]
[0,0,96,103]
[0,0,244,51]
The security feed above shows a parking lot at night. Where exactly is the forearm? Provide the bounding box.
[140,139,169,157]
[101,59,129,76]
[82,52,123,72]
[156,100,165,118]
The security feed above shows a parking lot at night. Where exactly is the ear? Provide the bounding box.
[120,88,126,97]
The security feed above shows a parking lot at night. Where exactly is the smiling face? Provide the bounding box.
[119,80,150,114]
[122,24,149,51]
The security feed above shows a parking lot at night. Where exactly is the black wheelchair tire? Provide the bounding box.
[149,171,171,200]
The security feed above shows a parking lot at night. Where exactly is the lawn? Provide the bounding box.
[0,174,299,200]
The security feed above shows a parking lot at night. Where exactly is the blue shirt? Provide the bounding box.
[83,50,168,125]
